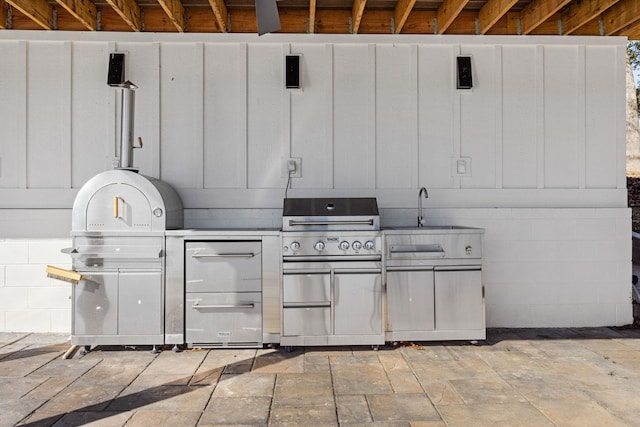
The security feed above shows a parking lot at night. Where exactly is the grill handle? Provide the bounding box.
[191,253,255,259]
[192,303,255,309]
[288,219,374,226]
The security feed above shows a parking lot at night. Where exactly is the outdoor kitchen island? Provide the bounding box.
[163,222,484,349]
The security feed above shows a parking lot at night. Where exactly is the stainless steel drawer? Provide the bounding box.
[186,292,262,345]
[283,307,331,336]
[185,241,261,293]
[283,273,330,304]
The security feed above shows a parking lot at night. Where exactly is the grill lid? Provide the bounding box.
[283,198,378,217]
[282,197,379,231]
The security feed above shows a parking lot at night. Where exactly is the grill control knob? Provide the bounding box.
[364,240,375,250]
[290,241,300,251]
[352,241,362,251]
[339,241,350,250]
[314,241,325,251]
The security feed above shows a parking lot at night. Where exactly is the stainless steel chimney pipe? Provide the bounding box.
[118,82,138,170]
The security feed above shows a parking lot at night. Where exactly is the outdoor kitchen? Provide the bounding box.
[0,33,632,347]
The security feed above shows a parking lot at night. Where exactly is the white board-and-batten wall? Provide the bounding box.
[0,31,631,332]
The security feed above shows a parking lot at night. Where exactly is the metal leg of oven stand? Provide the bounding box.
[151,345,161,354]
[80,345,92,356]
[172,344,182,353]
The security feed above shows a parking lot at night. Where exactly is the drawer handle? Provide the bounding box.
[192,303,255,309]
[191,253,255,258]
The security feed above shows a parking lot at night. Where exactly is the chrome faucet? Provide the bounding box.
[418,187,429,227]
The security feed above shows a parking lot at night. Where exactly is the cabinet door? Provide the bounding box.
[435,269,483,331]
[118,270,163,335]
[334,273,382,335]
[386,269,435,332]
[73,272,118,336]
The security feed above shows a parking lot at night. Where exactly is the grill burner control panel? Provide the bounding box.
[282,233,381,257]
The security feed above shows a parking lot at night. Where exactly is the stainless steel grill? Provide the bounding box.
[281,197,384,347]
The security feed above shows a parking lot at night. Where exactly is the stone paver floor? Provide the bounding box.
[2,328,640,426]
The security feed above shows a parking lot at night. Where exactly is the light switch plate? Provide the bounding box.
[452,157,471,177]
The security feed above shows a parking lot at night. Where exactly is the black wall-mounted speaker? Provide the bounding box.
[285,55,301,89]
[456,56,472,90]
[107,53,126,87]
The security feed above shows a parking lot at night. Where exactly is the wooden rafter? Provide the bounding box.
[520,0,571,34]
[562,0,620,34]
[310,0,316,33]
[615,14,640,36]
[157,0,185,32]
[105,0,141,31]
[5,0,52,29]
[0,0,7,29]
[352,0,366,33]
[394,0,417,33]
[478,0,519,34]
[206,0,227,32]
[602,0,640,35]
[437,0,470,33]
[54,0,97,30]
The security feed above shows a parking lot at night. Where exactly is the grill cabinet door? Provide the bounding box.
[334,272,382,336]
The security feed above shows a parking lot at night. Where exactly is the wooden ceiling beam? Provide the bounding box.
[562,0,620,34]
[310,0,316,32]
[54,0,97,30]
[5,0,52,29]
[394,0,417,33]
[157,0,185,31]
[206,0,227,32]
[437,0,470,33]
[105,0,141,31]
[478,0,519,34]
[601,0,640,34]
[520,0,571,34]
[614,13,640,36]
[0,0,8,29]
[352,0,367,33]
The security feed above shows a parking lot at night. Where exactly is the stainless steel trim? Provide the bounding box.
[283,302,331,308]
[288,220,374,226]
[386,266,435,272]
[191,252,256,258]
[389,246,445,258]
[434,265,482,271]
[192,303,256,309]
[283,268,331,274]
[283,255,382,262]
[69,251,162,259]
[333,268,381,274]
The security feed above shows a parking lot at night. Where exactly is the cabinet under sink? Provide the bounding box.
[384,228,485,342]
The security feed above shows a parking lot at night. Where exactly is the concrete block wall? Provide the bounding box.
[0,239,72,333]
[0,207,629,333]
[385,207,632,327]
